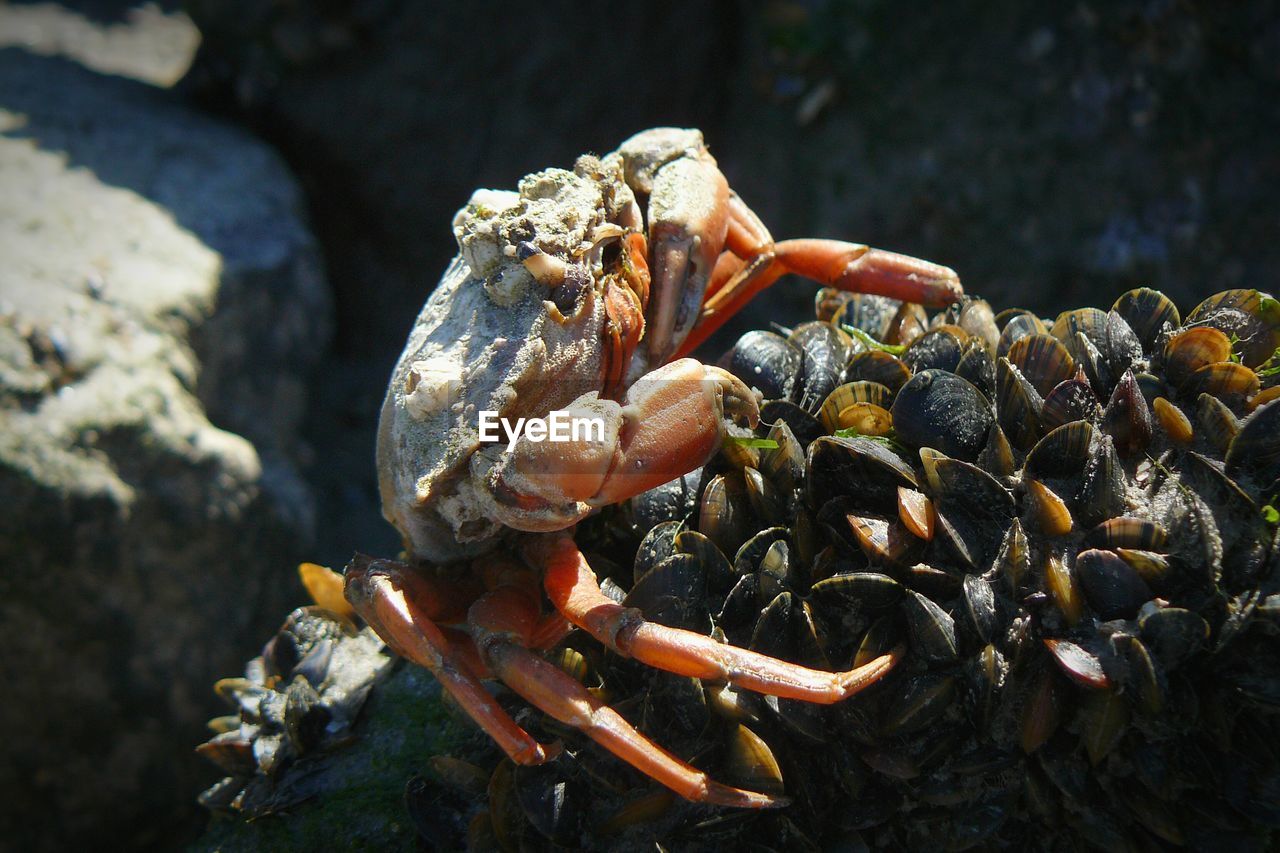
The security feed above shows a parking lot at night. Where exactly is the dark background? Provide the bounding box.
[7,0,1280,847]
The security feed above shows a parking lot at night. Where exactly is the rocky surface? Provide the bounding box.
[0,42,328,850]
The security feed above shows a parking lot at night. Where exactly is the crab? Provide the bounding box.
[344,128,964,808]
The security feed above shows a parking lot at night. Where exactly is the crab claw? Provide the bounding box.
[617,129,731,367]
[480,359,759,531]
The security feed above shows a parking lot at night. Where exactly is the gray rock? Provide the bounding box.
[0,46,329,850]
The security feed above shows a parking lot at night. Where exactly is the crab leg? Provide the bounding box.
[535,535,904,702]
[468,586,787,809]
[343,556,556,766]
[673,238,964,360]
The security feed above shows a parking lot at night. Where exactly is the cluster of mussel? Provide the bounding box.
[197,567,395,817]
[422,287,1279,851]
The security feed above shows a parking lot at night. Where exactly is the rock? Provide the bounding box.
[0,42,328,851]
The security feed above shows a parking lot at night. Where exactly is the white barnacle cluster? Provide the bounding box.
[451,161,628,306]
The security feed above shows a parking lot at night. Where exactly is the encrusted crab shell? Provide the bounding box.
[378,154,642,561]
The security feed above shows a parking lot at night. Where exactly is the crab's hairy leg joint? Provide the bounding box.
[537,536,903,703]
[470,586,785,809]
[343,558,553,766]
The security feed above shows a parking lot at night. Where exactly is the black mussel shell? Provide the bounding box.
[892,370,994,462]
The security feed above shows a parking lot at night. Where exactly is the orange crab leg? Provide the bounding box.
[344,557,555,766]
[535,535,904,702]
[725,192,774,257]
[468,587,786,809]
[674,238,964,360]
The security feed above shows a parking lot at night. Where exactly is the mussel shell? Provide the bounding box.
[758,540,794,600]
[513,755,586,845]
[997,311,1048,359]
[1007,334,1075,397]
[1050,307,1108,350]
[700,472,754,558]
[835,292,901,340]
[955,339,997,399]
[1112,287,1180,353]
[1102,370,1152,456]
[760,399,825,447]
[1223,397,1280,494]
[624,468,703,533]
[1076,548,1153,620]
[846,510,922,567]
[1079,689,1130,766]
[892,370,994,462]
[1162,326,1233,388]
[992,518,1030,594]
[1184,288,1280,367]
[806,434,918,514]
[924,454,1015,570]
[903,326,968,374]
[881,674,957,736]
[404,774,470,850]
[1045,551,1083,626]
[283,676,329,754]
[733,526,792,577]
[1195,392,1239,456]
[727,330,801,401]
[1152,396,1193,444]
[1064,329,1112,398]
[995,357,1045,451]
[886,301,931,347]
[1083,517,1168,551]
[814,286,851,323]
[903,589,959,663]
[1114,548,1170,587]
[750,591,798,659]
[818,381,894,433]
[1074,432,1126,527]
[624,553,709,630]
[1025,479,1073,537]
[843,350,912,397]
[1182,361,1260,413]
[1041,377,1100,432]
[1025,420,1094,480]
[744,466,786,526]
[809,571,903,612]
[758,419,806,494]
[791,321,854,412]
[674,529,736,593]
[1114,633,1164,716]
[1043,638,1110,689]
[1138,606,1208,670]
[853,613,902,668]
[633,519,682,583]
[958,298,1000,354]
[1099,310,1143,379]
[724,724,787,797]
[196,733,256,776]
[962,574,999,643]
